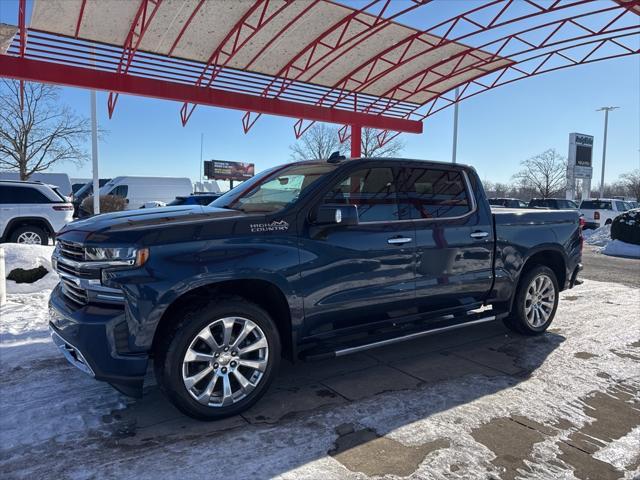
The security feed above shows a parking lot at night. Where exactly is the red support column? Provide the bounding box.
[351,125,362,158]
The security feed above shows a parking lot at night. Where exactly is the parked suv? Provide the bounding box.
[579,198,630,229]
[488,198,528,208]
[0,180,73,244]
[168,192,223,206]
[49,158,582,419]
[528,198,579,210]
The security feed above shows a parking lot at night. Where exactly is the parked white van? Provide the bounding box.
[98,176,193,210]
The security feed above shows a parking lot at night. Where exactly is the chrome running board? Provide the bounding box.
[334,315,497,357]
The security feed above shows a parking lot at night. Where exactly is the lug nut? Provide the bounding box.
[224,347,229,352]
[214,353,220,358]
[214,363,219,369]
[221,367,227,373]
[230,361,237,367]
[231,351,237,356]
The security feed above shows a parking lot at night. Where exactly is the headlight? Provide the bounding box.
[85,247,149,266]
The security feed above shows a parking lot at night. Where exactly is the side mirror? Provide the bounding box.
[314,204,358,226]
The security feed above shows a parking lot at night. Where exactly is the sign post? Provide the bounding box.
[566,133,593,201]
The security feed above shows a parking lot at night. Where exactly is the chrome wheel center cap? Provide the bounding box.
[218,353,232,366]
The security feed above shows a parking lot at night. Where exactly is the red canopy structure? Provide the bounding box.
[1,0,638,157]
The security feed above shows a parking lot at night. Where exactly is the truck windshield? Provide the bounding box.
[211,162,337,213]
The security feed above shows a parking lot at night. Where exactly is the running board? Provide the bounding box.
[303,315,499,361]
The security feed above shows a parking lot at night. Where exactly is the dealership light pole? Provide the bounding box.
[199,133,204,185]
[452,87,460,164]
[596,106,619,198]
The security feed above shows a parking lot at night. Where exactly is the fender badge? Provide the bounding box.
[250,220,289,233]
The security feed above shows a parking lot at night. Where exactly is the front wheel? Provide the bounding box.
[10,225,49,245]
[154,298,281,420]
[503,265,559,335]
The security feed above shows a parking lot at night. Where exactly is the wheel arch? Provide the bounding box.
[152,278,295,361]
[4,217,54,240]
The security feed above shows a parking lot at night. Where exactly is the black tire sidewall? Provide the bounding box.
[157,299,281,420]
[514,265,559,334]
[10,226,49,245]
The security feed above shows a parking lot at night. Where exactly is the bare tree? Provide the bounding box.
[513,149,567,198]
[358,127,404,158]
[290,124,405,161]
[289,124,343,161]
[0,80,91,179]
[620,169,640,201]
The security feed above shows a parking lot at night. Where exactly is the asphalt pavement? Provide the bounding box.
[581,246,640,288]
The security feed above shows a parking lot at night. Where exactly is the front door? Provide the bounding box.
[298,165,416,339]
[398,165,494,316]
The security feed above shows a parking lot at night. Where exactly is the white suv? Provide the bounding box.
[0,180,74,245]
[579,198,630,229]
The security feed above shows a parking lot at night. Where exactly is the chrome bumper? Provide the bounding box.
[50,327,95,377]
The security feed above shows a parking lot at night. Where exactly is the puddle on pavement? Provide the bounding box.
[574,351,599,360]
[329,427,449,477]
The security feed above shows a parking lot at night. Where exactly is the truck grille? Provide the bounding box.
[58,240,85,261]
[60,276,88,305]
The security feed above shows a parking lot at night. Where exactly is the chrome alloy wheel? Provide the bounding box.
[524,274,555,328]
[181,317,269,407]
[17,231,42,244]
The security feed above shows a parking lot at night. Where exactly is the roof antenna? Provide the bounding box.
[327,151,346,163]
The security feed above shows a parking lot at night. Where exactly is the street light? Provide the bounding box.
[596,106,619,198]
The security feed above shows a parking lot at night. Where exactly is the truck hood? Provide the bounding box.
[59,206,248,244]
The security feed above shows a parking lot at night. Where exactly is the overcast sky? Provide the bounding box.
[1,0,638,185]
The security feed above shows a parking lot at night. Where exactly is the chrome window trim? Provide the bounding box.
[356,169,477,226]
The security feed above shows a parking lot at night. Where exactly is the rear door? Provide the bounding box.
[298,164,416,338]
[399,165,494,316]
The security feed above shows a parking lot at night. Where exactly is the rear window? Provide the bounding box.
[615,201,628,212]
[0,185,52,204]
[580,200,612,210]
[400,167,471,219]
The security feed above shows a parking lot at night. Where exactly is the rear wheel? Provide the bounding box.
[10,225,49,245]
[503,265,559,335]
[154,298,281,420]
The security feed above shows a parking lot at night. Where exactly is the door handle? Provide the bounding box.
[470,231,489,239]
[387,236,413,245]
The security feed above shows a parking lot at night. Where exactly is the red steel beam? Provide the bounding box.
[367,3,632,113]
[313,0,594,122]
[18,0,26,110]
[74,0,87,38]
[244,0,430,133]
[0,55,422,133]
[107,0,163,118]
[179,0,294,126]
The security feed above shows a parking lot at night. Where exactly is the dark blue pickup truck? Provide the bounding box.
[49,158,582,419]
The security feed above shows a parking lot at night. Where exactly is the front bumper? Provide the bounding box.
[48,284,148,397]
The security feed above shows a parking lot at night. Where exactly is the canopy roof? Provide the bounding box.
[1,0,638,145]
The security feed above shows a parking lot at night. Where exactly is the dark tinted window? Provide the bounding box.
[615,201,627,211]
[400,168,471,219]
[0,185,51,204]
[580,200,612,210]
[488,199,505,206]
[109,185,128,198]
[324,168,399,222]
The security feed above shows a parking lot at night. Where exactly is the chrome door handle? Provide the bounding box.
[470,231,489,239]
[387,237,413,245]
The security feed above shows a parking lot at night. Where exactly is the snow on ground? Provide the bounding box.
[602,239,640,259]
[2,244,57,293]
[583,225,640,258]
[1,276,639,480]
[583,224,611,246]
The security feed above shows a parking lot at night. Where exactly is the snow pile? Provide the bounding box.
[584,224,611,246]
[1,244,58,293]
[602,239,640,259]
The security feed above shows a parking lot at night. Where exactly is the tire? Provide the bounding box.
[9,225,49,245]
[605,218,612,225]
[154,297,281,420]
[503,265,559,335]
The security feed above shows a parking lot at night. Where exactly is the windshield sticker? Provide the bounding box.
[250,220,289,233]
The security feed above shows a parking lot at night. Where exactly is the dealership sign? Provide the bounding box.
[568,132,593,177]
[204,160,255,181]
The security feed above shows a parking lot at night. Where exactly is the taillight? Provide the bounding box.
[52,204,74,211]
[579,217,585,229]
[594,211,600,220]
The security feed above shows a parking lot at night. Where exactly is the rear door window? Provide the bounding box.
[109,185,129,198]
[0,186,51,204]
[399,167,471,219]
[323,167,400,222]
[615,201,627,211]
